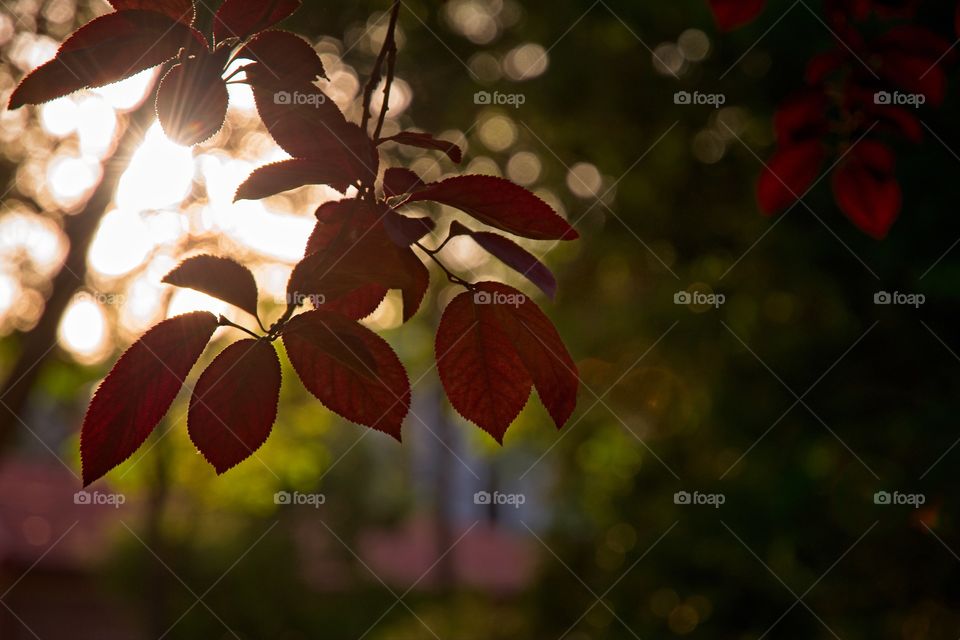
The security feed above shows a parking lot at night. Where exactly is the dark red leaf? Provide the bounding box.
[379,131,463,164]
[283,310,409,439]
[80,312,218,486]
[406,176,579,241]
[805,50,847,85]
[383,167,426,198]
[253,80,378,184]
[435,282,577,442]
[449,221,557,300]
[831,140,901,239]
[774,92,829,145]
[214,0,300,43]
[162,255,259,318]
[235,159,359,201]
[757,141,826,215]
[9,10,205,109]
[188,339,281,474]
[236,30,326,86]
[156,55,229,146]
[707,0,766,31]
[383,211,435,246]
[109,0,195,24]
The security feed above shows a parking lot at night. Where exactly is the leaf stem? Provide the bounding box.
[218,315,262,340]
[414,241,473,289]
[361,0,401,137]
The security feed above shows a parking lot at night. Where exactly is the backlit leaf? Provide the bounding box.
[9,10,205,108]
[162,255,260,318]
[283,310,409,439]
[80,312,218,486]
[188,339,281,474]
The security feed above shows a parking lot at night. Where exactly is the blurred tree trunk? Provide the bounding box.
[0,93,157,447]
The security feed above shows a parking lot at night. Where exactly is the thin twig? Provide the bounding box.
[360,0,402,136]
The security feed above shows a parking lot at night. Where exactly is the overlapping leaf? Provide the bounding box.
[80,312,218,486]
[156,53,230,146]
[436,282,577,442]
[757,141,825,215]
[831,140,901,239]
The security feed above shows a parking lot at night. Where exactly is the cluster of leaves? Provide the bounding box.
[708,0,956,239]
[8,0,580,486]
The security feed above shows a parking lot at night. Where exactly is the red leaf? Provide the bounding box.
[383,211,435,246]
[188,339,281,474]
[436,282,577,442]
[449,221,557,300]
[109,0,195,24]
[236,30,326,86]
[291,235,428,323]
[379,131,463,164]
[235,158,359,201]
[383,167,426,198]
[707,0,766,31]
[304,212,389,320]
[156,55,229,146]
[283,310,409,439]
[757,141,826,215]
[831,140,901,239]
[80,312,218,486]
[292,200,428,322]
[214,0,301,43]
[406,176,579,241]
[162,255,260,318]
[9,10,205,109]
